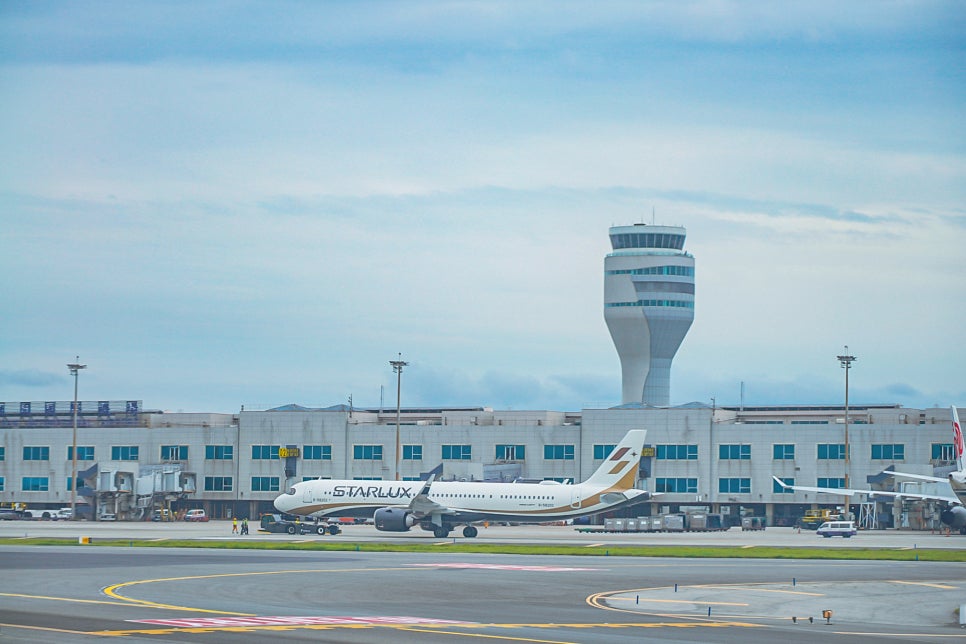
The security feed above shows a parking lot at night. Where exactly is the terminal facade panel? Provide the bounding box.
[0,401,957,529]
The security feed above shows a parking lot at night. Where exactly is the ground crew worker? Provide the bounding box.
[232,517,238,533]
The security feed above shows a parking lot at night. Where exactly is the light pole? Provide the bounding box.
[67,357,87,521]
[836,347,856,520]
[390,354,409,481]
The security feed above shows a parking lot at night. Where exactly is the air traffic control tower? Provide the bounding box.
[604,224,694,406]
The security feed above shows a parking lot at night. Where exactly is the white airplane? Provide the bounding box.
[774,406,966,534]
[274,429,652,538]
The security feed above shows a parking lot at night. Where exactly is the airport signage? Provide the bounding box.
[278,447,300,458]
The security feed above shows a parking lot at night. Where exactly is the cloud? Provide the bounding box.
[0,369,63,389]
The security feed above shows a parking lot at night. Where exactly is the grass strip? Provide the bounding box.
[0,538,963,561]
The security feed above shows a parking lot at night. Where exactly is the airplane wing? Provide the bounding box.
[772,477,959,505]
[406,475,456,517]
[880,471,947,483]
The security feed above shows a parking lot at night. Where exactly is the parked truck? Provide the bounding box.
[259,513,341,536]
[799,509,839,530]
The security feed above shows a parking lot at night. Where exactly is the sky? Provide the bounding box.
[1,1,964,414]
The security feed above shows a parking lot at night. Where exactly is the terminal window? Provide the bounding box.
[403,445,423,460]
[544,444,575,460]
[496,444,525,461]
[0,477,4,491]
[932,443,954,460]
[719,444,751,460]
[0,447,4,460]
[251,445,280,460]
[818,478,845,488]
[204,476,232,492]
[656,444,698,460]
[251,476,280,492]
[161,445,188,460]
[303,445,332,460]
[206,445,233,460]
[871,444,905,460]
[22,477,49,492]
[719,477,751,494]
[773,444,795,460]
[354,444,383,460]
[442,444,472,460]
[67,446,95,461]
[23,446,50,461]
[655,477,697,493]
[817,444,846,460]
[111,446,139,461]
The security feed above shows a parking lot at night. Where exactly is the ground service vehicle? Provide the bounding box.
[817,521,857,538]
[259,513,341,535]
[799,509,839,530]
[0,503,30,519]
[184,509,208,522]
[741,516,766,531]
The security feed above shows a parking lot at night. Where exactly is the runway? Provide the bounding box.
[2,519,964,549]
[1,534,964,642]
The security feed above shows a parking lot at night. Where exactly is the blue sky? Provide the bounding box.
[2,1,964,413]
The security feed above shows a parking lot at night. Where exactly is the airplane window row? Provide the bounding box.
[430,493,556,500]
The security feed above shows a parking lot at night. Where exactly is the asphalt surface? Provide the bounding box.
[1,522,964,643]
[2,518,964,549]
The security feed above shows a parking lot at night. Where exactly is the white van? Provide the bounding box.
[816,520,857,538]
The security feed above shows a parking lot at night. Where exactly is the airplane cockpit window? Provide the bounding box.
[287,487,296,495]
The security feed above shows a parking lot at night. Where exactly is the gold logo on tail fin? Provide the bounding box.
[608,460,629,475]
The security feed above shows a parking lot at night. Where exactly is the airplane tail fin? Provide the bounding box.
[953,406,965,472]
[584,429,647,490]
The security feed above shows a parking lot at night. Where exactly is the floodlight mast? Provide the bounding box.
[837,347,856,519]
[67,357,87,521]
[390,355,409,481]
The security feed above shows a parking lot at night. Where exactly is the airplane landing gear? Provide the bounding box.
[433,525,450,538]
[462,525,478,538]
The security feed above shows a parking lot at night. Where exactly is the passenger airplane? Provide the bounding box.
[774,406,966,534]
[274,429,651,538]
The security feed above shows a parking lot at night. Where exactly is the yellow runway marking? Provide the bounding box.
[584,543,604,548]
[890,580,958,590]
[102,566,411,614]
[0,591,133,608]
[0,622,98,637]
[89,622,768,637]
[609,596,749,606]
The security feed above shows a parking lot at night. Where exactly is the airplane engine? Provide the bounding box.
[374,507,417,532]
[939,505,966,534]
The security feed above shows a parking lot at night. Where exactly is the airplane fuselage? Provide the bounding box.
[277,478,644,523]
[274,428,650,538]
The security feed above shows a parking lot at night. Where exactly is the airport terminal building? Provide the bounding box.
[0,400,957,530]
[1,224,957,529]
